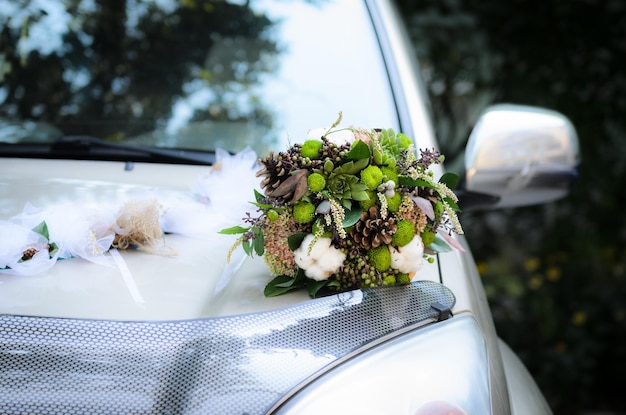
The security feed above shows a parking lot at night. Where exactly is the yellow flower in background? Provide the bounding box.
[476,261,488,275]
[572,311,587,326]
[529,275,543,290]
[524,256,540,273]
[546,266,562,282]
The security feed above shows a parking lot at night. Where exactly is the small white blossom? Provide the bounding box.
[294,234,346,281]
[390,235,424,274]
[377,180,396,198]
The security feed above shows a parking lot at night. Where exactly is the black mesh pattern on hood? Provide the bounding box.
[0,280,455,415]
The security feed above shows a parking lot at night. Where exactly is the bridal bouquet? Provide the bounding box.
[220,116,464,297]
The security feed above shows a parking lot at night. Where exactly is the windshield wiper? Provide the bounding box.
[0,135,217,165]
[53,135,217,165]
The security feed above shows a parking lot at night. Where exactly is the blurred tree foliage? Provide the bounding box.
[0,0,277,143]
[396,0,626,413]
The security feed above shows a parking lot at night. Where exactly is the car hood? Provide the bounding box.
[0,280,456,414]
[0,157,444,320]
[0,159,458,414]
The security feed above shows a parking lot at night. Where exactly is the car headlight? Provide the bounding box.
[273,314,491,415]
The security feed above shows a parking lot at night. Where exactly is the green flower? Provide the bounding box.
[307,172,326,192]
[293,201,316,223]
[326,159,370,209]
[387,192,402,212]
[421,230,436,247]
[381,166,399,186]
[392,220,415,247]
[301,140,323,159]
[367,245,391,272]
[360,165,383,190]
[396,273,411,284]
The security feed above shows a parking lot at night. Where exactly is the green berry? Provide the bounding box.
[301,140,323,159]
[392,220,415,247]
[383,275,396,285]
[293,201,315,223]
[267,210,279,221]
[367,245,391,272]
[307,172,326,192]
[360,165,383,190]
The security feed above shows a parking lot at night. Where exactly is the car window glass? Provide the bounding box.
[0,0,398,156]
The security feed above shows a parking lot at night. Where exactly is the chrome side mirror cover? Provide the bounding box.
[461,104,580,210]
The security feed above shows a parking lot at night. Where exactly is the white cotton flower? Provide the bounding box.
[294,234,346,281]
[390,235,425,274]
[306,127,355,146]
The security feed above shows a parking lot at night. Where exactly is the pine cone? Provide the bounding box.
[256,151,290,199]
[21,247,38,261]
[352,205,397,250]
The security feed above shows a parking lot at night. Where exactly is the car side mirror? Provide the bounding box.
[457,104,580,211]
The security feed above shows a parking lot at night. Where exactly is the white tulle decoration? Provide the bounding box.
[163,147,262,237]
[12,202,117,266]
[0,147,262,279]
[191,147,260,209]
[0,220,58,276]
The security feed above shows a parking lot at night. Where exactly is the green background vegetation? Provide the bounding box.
[395,0,626,413]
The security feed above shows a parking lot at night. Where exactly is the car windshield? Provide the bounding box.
[0,0,398,157]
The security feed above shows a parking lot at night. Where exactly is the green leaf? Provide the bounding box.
[324,159,334,173]
[339,157,369,175]
[249,201,274,209]
[48,242,59,257]
[444,197,460,211]
[254,189,264,203]
[398,176,437,189]
[439,172,459,189]
[342,206,363,227]
[350,189,370,202]
[307,279,329,297]
[274,276,298,288]
[253,231,265,256]
[218,225,250,235]
[264,275,300,297]
[32,221,50,240]
[288,232,308,251]
[242,240,252,256]
[264,270,307,297]
[346,140,370,161]
[372,147,384,165]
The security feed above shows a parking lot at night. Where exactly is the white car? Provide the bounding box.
[0,1,578,414]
